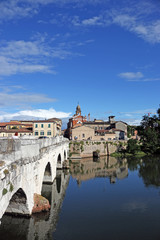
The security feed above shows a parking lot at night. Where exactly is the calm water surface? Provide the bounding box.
[1,156,160,240]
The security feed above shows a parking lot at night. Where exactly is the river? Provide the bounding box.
[0,155,160,240]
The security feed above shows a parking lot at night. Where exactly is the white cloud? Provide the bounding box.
[0,92,56,108]
[1,0,160,44]
[0,108,72,122]
[108,1,160,44]
[126,119,141,126]
[0,0,106,22]
[82,16,103,26]
[0,38,75,76]
[118,71,160,82]
[118,72,144,80]
[117,108,157,125]
[111,13,160,44]
[119,109,156,115]
[70,1,160,44]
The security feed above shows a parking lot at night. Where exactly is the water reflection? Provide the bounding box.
[70,156,128,185]
[128,155,160,187]
[1,156,160,240]
[0,170,70,240]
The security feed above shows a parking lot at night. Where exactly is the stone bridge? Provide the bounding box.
[0,136,69,220]
[0,170,70,240]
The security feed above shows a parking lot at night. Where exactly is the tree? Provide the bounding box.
[127,139,140,154]
[139,108,160,154]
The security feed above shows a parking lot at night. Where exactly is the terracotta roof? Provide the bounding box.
[0,122,23,126]
[0,129,32,133]
[0,122,33,127]
[33,120,56,123]
[112,128,125,132]
[84,121,110,125]
[0,123,7,127]
[22,124,33,127]
[48,118,62,122]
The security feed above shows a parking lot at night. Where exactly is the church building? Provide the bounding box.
[64,104,87,139]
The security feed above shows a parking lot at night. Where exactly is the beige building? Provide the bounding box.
[72,125,117,141]
[33,118,62,138]
[70,115,127,141]
[72,125,94,140]
[0,121,33,137]
[0,118,62,138]
[0,129,32,137]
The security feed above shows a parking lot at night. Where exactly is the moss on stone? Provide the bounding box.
[9,183,14,192]
[0,161,5,167]
[4,169,9,175]
[2,188,8,196]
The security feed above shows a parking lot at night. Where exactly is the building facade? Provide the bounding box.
[65,106,127,141]
[64,104,88,139]
[0,121,33,137]
[33,118,62,138]
[0,118,62,138]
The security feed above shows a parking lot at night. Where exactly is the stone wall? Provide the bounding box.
[0,136,67,163]
[69,140,127,158]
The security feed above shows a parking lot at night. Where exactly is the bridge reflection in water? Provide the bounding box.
[0,156,128,240]
[0,170,70,240]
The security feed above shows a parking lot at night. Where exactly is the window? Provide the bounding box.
[40,131,44,136]
[41,124,44,128]
[48,124,51,128]
[47,131,51,136]
[35,131,38,136]
[35,124,38,128]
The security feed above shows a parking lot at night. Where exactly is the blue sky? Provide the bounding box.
[0,0,160,127]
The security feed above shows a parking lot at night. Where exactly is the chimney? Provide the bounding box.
[109,116,115,123]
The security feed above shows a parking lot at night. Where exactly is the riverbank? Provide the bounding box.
[69,140,127,159]
[110,151,147,158]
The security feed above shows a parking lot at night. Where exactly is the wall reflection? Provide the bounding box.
[69,156,128,185]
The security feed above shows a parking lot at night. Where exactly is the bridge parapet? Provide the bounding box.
[0,136,68,160]
[0,136,69,180]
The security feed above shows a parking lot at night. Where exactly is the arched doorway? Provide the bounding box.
[5,188,30,216]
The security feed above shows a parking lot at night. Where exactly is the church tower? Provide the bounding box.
[76,104,81,115]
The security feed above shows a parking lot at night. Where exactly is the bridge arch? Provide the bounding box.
[57,154,61,164]
[0,136,69,219]
[64,150,67,160]
[43,162,52,183]
[5,188,30,216]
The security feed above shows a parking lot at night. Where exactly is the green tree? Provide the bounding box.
[139,108,160,154]
[127,139,140,154]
